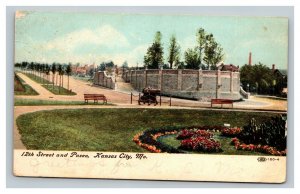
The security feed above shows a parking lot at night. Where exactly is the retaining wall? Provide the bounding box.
[93,71,115,89]
[122,69,241,101]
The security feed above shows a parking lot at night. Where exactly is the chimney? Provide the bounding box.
[248,52,252,65]
[272,64,275,72]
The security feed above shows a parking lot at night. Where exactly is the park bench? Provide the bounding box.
[84,94,107,104]
[211,99,233,108]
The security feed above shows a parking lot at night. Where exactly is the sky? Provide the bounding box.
[15,11,288,69]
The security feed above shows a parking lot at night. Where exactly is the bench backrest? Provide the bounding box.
[84,94,106,98]
[211,99,233,104]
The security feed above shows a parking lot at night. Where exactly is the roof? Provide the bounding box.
[219,64,239,72]
[277,69,287,76]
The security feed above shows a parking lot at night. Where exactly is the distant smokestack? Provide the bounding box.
[272,64,275,71]
[248,52,252,65]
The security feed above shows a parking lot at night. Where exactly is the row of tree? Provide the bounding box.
[240,63,281,95]
[15,62,72,92]
[143,28,224,70]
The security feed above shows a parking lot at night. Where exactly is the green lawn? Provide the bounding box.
[42,84,77,95]
[14,74,39,95]
[16,108,283,154]
[23,72,52,84]
[14,98,113,106]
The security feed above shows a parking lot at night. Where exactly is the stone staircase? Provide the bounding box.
[115,75,137,94]
[240,86,250,99]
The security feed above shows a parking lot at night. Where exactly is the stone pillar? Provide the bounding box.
[198,69,203,91]
[216,70,221,98]
[135,71,138,89]
[230,71,234,92]
[102,72,105,86]
[158,69,162,91]
[130,70,133,83]
[144,70,147,88]
[177,69,182,91]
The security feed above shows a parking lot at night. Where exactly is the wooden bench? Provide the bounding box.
[84,94,107,104]
[211,99,233,108]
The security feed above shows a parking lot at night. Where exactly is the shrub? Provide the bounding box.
[239,116,287,151]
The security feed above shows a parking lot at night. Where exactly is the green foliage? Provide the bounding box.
[184,48,201,69]
[98,62,106,71]
[66,63,72,75]
[239,116,287,150]
[203,34,224,68]
[122,61,129,68]
[14,74,39,95]
[240,63,276,94]
[177,61,186,69]
[196,28,206,66]
[14,98,113,106]
[42,84,77,95]
[23,72,52,84]
[144,31,164,69]
[167,35,180,69]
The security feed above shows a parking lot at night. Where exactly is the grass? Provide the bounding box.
[42,84,77,95]
[14,74,39,95]
[14,98,113,106]
[16,108,283,154]
[23,72,52,84]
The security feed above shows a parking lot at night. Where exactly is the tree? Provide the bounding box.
[144,31,164,69]
[122,61,128,69]
[66,63,72,90]
[203,34,224,70]
[196,28,206,67]
[240,63,275,94]
[98,62,106,71]
[177,61,186,69]
[57,64,63,93]
[167,35,180,69]
[51,63,56,89]
[45,64,50,82]
[184,48,201,69]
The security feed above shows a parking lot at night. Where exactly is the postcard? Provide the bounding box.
[13,11,288,183]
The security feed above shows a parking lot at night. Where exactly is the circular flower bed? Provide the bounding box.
[133,124,287,156]
[133,126,224,153]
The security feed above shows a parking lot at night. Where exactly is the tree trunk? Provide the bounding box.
[68,75,69,90]
[52,73,55,90]
[59,75,61,94]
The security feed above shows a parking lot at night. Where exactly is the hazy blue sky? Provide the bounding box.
[15,11,288,69]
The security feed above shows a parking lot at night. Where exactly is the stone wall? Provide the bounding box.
[122,69,241,101]
[94,71,115,89]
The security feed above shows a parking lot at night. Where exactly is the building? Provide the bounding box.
[71,64,95,76]
[272,64,288,97]
[218,64,239,72]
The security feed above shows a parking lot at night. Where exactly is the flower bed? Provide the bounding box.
[132,123,287,155]
[220,127,241,137]
[133,127,182,153]
[231,137,286,156]
[133,126,222,153]
[179,136,222,152]
[177,129,213,140]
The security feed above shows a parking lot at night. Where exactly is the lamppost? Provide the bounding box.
[247,83,250,93]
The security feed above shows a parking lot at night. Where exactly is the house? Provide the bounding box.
[272,64,287,97]
[218,63,239,72]
[71,64,95,76]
